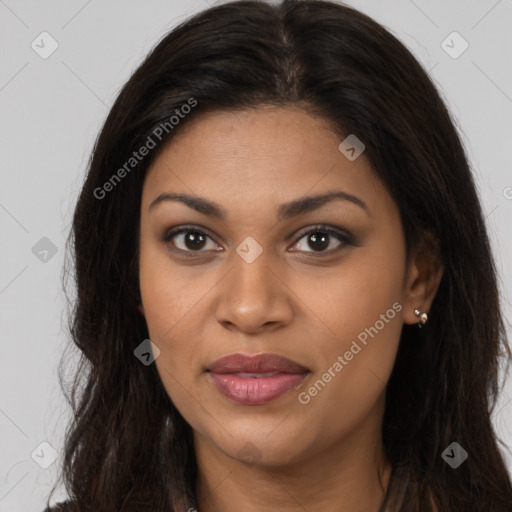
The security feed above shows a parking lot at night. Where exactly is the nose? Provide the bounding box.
[214,250,294,334]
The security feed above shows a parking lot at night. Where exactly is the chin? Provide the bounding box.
[213,422,312,467]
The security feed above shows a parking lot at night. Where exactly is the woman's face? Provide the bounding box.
[138,105,432,467]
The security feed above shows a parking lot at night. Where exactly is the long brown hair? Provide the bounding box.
[46,1,512,510]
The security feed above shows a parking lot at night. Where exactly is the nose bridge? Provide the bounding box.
[215,240,291,330]
[229,243,276,303]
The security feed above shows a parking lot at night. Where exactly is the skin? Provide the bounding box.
[138,105,443,512]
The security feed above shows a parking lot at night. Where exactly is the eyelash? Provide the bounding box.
[161,224,354,257]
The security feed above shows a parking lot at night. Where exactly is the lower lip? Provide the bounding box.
[209,372,308,405]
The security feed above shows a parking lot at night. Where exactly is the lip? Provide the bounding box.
[207,353,310,405]
[207,352,309,374]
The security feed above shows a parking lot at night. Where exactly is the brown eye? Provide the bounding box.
[291,225,353,254]
[162,227,218,253]
[161,224,353,257]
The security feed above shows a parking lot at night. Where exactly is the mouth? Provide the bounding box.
[208,372,309,405]
[206,353,310,405]
[207,352,309,374]
[233,371,282,378]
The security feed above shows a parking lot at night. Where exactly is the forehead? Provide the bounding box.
[141,106,389,218]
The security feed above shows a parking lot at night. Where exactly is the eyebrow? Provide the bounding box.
[148,190,370,220]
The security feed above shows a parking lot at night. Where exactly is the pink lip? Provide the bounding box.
[207,353,309,405]
[209,372,308,405]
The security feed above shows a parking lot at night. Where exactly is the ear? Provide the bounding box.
[137,303,145,317]
[401,231,444,326]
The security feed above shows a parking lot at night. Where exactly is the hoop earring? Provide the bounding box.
[414,308,428,328]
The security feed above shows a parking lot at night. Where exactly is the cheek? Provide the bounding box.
[138,244,200,381]
[139,249,207,421]
[297,236,405,429]
[139,238,198,340]
[313,242,404,342]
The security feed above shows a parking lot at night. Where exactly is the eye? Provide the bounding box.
[162,223,353,257]
[162,225,219,254]
[290,224,353,255]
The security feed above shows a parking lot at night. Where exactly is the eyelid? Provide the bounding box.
[161,223,353,255]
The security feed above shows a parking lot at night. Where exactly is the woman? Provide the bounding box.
[44,0,512,510]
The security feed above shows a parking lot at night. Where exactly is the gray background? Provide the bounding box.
[1,0,511,510]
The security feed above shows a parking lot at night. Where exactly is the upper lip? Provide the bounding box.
[207,353,309,374]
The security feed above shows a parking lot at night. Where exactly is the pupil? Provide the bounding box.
[186,231,206,250]
[310,232,328,251]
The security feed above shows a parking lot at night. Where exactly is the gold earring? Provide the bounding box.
[414,308,428,328]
